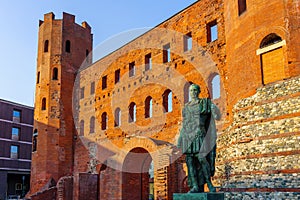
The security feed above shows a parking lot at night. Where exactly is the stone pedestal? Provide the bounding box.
[173,193,224,200]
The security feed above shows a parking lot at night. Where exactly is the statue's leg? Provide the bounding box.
[197,156,216,192]
[185,155,199,193]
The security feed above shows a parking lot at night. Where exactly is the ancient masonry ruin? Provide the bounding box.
[27,0,299,199]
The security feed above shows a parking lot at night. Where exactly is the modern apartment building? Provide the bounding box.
[0,99,33,199]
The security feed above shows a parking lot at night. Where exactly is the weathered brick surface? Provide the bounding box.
[30,0,300,199]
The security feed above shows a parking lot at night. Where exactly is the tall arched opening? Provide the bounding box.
[122,147,153,200]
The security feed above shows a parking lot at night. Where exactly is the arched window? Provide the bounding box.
[114,108,121,127]
[65,40,71,53]
[260,33,282,48]
[90,116,95,133]
[32,129,38,152]
[163,89,172,113]
[259,33,285,85]
[37,71,40,84]
[129,102,136,122]
[145,96,153,118]
[44,40,49,52]
[210,74,221,99]
[101,112,108,130]
[184,82,193,104]
[80,120,84,136]
[52,67,58,80]
[41,98,46,110]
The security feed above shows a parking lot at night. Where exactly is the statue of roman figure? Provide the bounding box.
[177,84,221,193]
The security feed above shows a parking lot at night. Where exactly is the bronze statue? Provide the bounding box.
[177,84,220,193]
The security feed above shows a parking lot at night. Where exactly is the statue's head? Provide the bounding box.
[189,84,201,99]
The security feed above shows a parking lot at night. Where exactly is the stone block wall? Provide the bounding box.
[216,76,300,197]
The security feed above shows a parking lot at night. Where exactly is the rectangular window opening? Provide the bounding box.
[129,62,135,77]
[207,21,218,43]
[13,110,21,123]
[115,69,120,84]
[10,145,19,159]
[145,54,152,71]
[102,75,107,90]
[90,82,95,95]
[80,87,85,99]
[163,43,171,63]
[12,127,20,141]
[184,33,192,51]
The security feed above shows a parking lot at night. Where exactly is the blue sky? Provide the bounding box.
[0,0,197,106]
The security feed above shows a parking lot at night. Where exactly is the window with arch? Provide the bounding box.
[210,74,221,99]
[90,116,95,133]
[52,67,58,80]
[65,40,71,53]
[101,112,108,130]
[44,40,49,52]
[33,129,38,152]
[163,89,172,113]
[114,108,121,127]
[258,33,285,85]
[80,120,84,136]
[184,82,193,104]
[129,102,136,122]
[41,98,46,110]
[145,96,153,118]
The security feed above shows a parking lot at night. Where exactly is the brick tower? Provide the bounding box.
[29,12,92,195]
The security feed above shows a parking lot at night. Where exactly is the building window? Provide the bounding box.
[65,40,71,53]
[163,43,171,63]
[259,33,285,85]
[184,82,193,104]
[37,71,40,84]
[210,74,221,99]
[86,49,89,57]
[102,75,107,90]
[207,21,218,43]
[10,145,19,159]
[80,87,85,99]
[13,109,21,123]
[52,67,58,80]
[145,53,152,71]
[101,112,108,130]
[163,89,172,113]
[33,129,38,152]
[129,102,136,123]
[184,32,192,51]
[12,127,20,141]
[80,120,84,136]
[90,82,95,95]
[114,108,121,127]
[145,96,153,118]
[42,98,46,110]
[115,69,120,84]
[129,62,135,77]
[44,40,49,52]
[238,0,247,16]
[90,116,95,133]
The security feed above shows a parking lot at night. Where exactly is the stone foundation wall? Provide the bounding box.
[216,76,300,196]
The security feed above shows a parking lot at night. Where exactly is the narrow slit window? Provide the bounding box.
[238,0,247,16]
[90,116,95,133]
[65,40,71,53]
[145,96,153,118]
[102,75,107,90]
[129,102,136,122]
[90,82,95,95]
[41,98,46,110]
[114,108,121,127]
[33,129,38,152]
[101,112,108,130]
[44,40,49,52]
[52,67,58,80]
[37,71,40,84]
